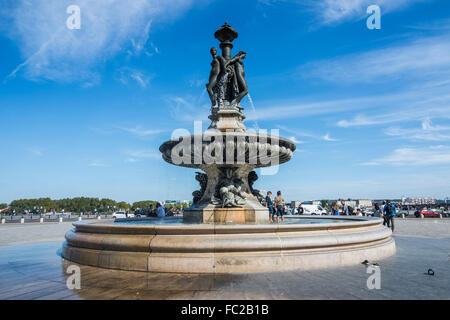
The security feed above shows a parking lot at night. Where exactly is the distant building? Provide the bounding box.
[401,197,436,205]
[357,199,373,208]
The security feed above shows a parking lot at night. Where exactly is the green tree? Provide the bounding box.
[117,201,131,210]
[132,200,157,211]
[320,200,329,209]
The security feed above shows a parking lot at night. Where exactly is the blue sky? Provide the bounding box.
[1,0,450,203]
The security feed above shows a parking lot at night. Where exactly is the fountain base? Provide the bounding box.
[62,216,396,273]
[183,200,269,224]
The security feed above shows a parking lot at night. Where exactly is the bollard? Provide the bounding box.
[401,213,405,219]
[78,217,82,221]
[20,218,25,224]
[97,216,101,220]
[59,217,63,223]
[40,218,44,223]
[1,218,5,224]
[439,214,443,219]
[420,213,424,219]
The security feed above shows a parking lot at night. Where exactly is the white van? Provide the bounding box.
[300,204,328,215]
[112,211,134,219]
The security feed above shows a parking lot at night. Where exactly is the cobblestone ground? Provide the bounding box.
[0,219,449,300]
[0,222,74,247]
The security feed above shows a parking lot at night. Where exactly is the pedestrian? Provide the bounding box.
[356,208,363,216]
[297,203,304,215]
[331,202,339,216]
[147,204,154,217]
[374,203,382,217]
[273,191,285,223]
[340,200,349,216]
[156,202,165,217]
[381,201,387,225]
[383,200,396,231]
[265,191,274,223]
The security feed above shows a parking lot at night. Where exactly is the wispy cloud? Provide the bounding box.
[247,96,375,121]
[288,136,304,144]
[309,0,423,26]
[117,126,165,137]
[278,125,339,142]
[362,145,450,166]
[117,68,154,88]
[300,35,450,84]
[323,133,339,142]
[88,161,109,167]
[166,95,210,122]
[27,147,43,157]
[384,118,450,141]
[124,149,161,163]
[2,0,199,83]
[260,0,422,26]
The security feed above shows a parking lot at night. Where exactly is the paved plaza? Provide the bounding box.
[0,219,449,300]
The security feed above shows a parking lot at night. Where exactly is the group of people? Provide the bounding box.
[330,200,396,231]
[144,203,182,218]
[375,200,396,231]
[265,191,286,223]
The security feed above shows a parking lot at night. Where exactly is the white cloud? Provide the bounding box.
[384,118,450,141]
[88,161,109,167]
[260,0,422,26]
[323,133,339,142]
[166,95,210,122]
[288,136,304,144]
[247,96,376,121]
[310,0,422,26]
[2,0,199,83]
[300,35,450,84]
[362,145,450,166]
[117,68,154,88]
[118,126,165,137]
[278,125,338,143]
[124,149,161,163]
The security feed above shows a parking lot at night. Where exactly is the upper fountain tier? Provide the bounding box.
[160,22,296,169]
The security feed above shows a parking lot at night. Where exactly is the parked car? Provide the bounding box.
[396,210,409,217]
[414,208,441,218]
[302,204,328,215]
[363,208,375,217]
[112,211,134,219]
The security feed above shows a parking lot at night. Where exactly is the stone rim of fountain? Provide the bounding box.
[62,216,395,273]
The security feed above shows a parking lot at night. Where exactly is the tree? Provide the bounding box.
[132,200,157,211]
[117,201,131,210]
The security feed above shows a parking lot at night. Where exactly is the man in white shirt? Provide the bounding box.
[156,202,165,217]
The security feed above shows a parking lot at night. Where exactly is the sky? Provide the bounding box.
[1,0,450,203]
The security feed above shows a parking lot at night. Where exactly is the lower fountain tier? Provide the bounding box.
[61,216,396,273]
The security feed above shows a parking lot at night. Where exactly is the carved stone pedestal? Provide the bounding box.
[184,200,269,224]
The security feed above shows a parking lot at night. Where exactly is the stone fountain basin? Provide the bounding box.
[159,132,296,168]
[62,216,395,273]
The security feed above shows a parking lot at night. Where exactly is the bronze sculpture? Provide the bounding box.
[206,22,248,109]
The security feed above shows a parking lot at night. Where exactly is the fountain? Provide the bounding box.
[61,23,395,273]
[160,22,295,224]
